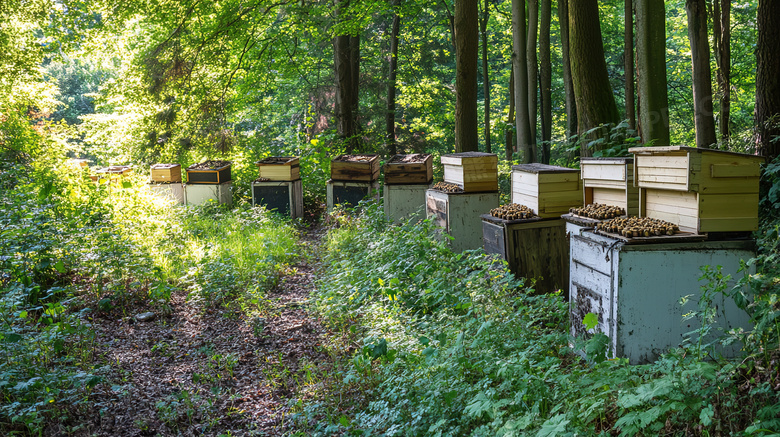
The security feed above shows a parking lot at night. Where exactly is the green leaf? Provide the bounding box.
[339,415,351,427]
[418,336,430,345]
[583,312,599,331]
[535,414,570,437]
[54,260,66,273]
[4,333,22,343]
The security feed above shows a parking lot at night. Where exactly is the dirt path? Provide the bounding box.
[79,227,328,436]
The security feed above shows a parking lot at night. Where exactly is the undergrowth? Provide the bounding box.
[301,204,780,436]
[0,157,299,434]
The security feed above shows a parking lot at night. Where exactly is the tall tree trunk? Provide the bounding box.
[686,0,716,148]
[568,0,619,156]
[334,0,360,152]
[712,0,730,143]
[625,0,636,130]
[635,0,670,145]
[480,0,491,153]
[455,0,479,152]
[527,0,539,149]
[506,66,516,162]
[539,0,551,164]
[513,0,534,162]
[557,0,577,143]
[386,0,401,155]
[756,0,780,159]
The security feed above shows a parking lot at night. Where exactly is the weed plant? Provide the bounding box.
[301,205,780,436]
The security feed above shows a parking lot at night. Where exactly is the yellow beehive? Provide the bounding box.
[150,164,182,183]
[629,146,765,233]
[441,152,498,192]
[581,157,639,216]
[511,164,581,218]
[256,157,300,181]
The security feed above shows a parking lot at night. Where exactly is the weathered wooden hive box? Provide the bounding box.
[441,152,498,192]
[331,154,380,182]
[256,156,300,181]
[581,157,639,217]
[384,153,433,185]
[252,180,303,218]
[186,160,232,184]
[327,180,379,212]
[482,214,568,294]
[426,189,499,252]
[185,181,232,206]
[629,146,764,234]
[150,164,182,183]
[511,164,581,218]
[569,229,754,364]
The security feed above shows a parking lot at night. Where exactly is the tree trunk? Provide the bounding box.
[506,66,516,162]
[480,0,491,153]
[513,0,534,162]
[455,0,479,152]
[686,0,716,148]
[386,0,401,155]
[712,0,730,142]
[527,0,539,148]
[557,0,577,143]
[539,0,551,164]
[625,0,636,130]
[635,0,669,145]
[568,0,619,156]
[334,0,360,152]
[756,0,780,159]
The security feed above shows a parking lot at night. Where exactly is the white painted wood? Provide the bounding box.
[384,183,430,223]
[426,190,499,252]
[569,231,755,364]
[148,183,185,204]
[185,181,232,206]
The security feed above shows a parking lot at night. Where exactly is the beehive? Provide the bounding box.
[511,164,581,218]
[331,154,380,182]
[186,161,232,184]
[629,146,765,233]
[256,157,300,181]
[252,179,303,218]
[384,154,433,185]
[441,152,498,192]
[91,165,133,182]
[581,157,639,217]
[150,164,182,183]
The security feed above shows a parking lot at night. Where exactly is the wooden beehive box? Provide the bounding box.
[629,146,765,233]
[256,156,300,181]
[331,154,380,182]
[441,152,498,192]
[384,153,433,185]
[581,157,639,217]
[186,160,232,184]
[91,165,133,182]
[511,164,582,218]
[150,164,182,183]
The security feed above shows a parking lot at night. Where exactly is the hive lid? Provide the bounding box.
[628,145,765,161]
[580,157,634,164]
[511,163,579,173]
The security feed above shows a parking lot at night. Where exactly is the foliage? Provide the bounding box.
[300,205,780,436]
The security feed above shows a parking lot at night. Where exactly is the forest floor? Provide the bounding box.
[73,226,329,437]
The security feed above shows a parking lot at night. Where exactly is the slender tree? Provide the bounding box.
[506,66,516,161]
[455,0,479,152]
[756,0,780,159]
[513,0,534,162]
[568,0,619,155]
[386,0,401,155]
[635,0,669,145]
[686,0,716,148]
[527,0,539,146]
[539,0,552,164]
[712,0,731,142]
[480,0,491,153]
[557,0,577,142]
[625,0,636,130]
